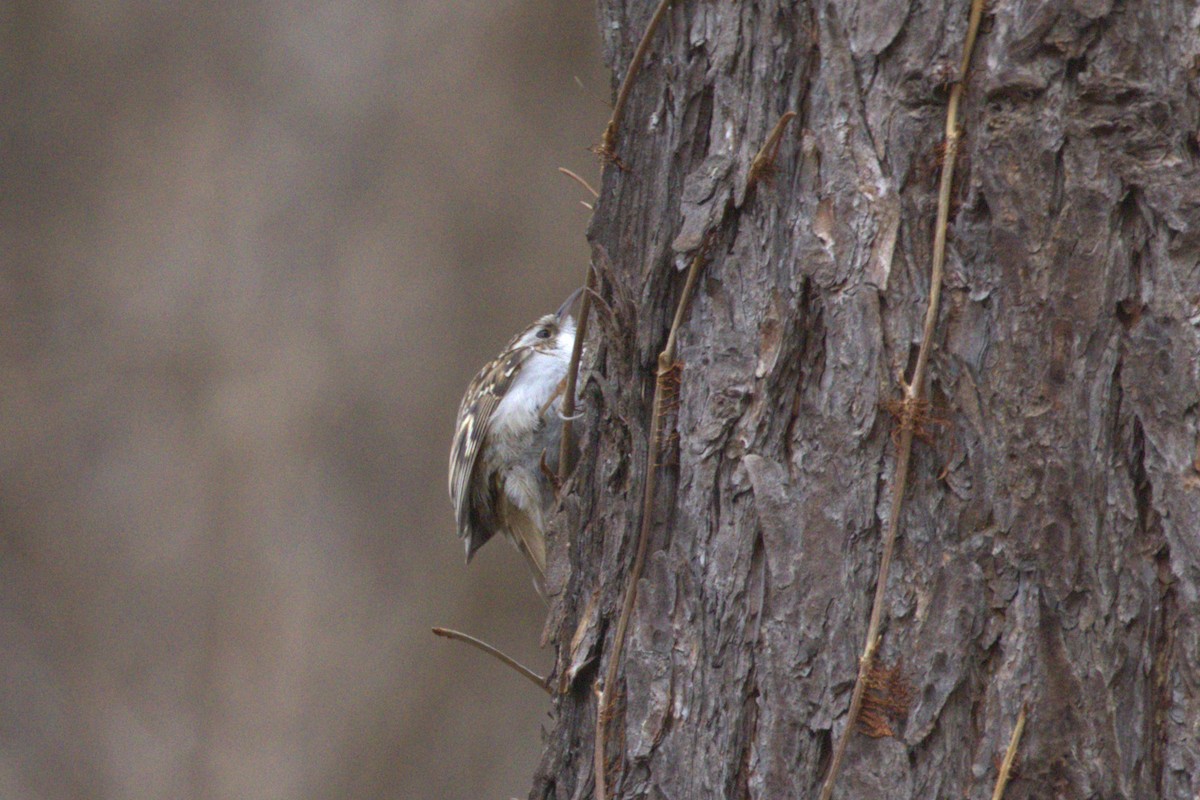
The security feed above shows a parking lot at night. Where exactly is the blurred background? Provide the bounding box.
[1,2,607,798]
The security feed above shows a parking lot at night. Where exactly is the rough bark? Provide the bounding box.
[536,1,1200,799]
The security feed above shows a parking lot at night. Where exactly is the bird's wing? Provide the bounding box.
[500,502,547,590]
[448,345,531,555]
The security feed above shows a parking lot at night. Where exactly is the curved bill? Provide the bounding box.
[555,285,585,322]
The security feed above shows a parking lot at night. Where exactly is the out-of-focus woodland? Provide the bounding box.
[1,3,606,798]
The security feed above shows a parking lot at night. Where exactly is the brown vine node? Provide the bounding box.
[856,660,912,738]
[923,132,970,199]
[589,142,629,171]
[882,396,949,446]
[654,361,684,464]
[933,139,950,168]
[657,360,684,418]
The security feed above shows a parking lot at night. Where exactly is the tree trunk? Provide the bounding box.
[536,1,1200,798]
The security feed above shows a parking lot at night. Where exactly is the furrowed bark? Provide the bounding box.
[534,1,1200,798]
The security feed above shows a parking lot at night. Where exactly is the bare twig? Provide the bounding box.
[818,1,986,798]
[593,236,710,799]
[559,167,600,198]
[597,0,677,162]
[559,263,597,482]
[991,703,1027,800]
[431,627,551,695]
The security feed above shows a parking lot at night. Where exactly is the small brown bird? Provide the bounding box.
[448,289,581,589]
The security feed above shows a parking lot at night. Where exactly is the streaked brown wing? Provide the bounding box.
[448,345,530,550]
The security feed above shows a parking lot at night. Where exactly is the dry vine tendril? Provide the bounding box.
[817,0,991,798]
[591,112,796,799]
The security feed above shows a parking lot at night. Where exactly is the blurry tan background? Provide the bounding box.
[1,3,606,798]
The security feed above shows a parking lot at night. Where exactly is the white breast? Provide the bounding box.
[489,325,573,450]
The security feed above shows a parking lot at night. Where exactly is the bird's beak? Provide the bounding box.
[555,285,584,323]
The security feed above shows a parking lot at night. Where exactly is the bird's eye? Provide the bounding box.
[536,327,552,340]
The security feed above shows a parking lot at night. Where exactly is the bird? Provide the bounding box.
[448,288,582,591]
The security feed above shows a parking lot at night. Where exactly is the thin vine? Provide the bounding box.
[817,1,987,797]
[596,0,678,164]
[592,114,795,799]
[991,703,1027,800]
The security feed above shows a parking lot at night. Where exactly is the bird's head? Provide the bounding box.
[512,286,582,355]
